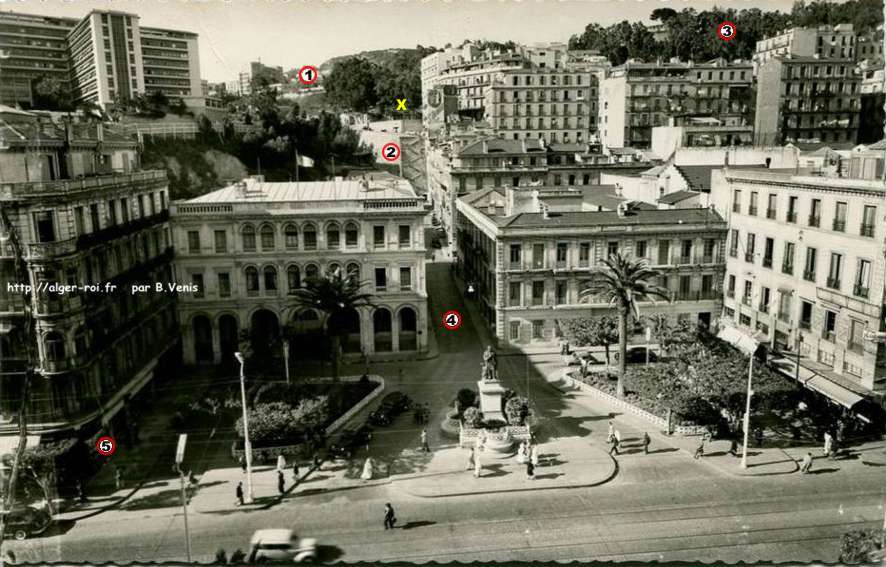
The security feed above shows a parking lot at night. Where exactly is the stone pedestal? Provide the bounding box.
[478,380,506,422]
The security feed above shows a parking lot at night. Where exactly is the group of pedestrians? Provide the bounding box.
[234,452,304,505]
[606,421,651,456]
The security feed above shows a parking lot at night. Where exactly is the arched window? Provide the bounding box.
[260,225,275,251]
[284,224,298,250]
[263,266,278,291]
[345,222,359,248]
[303,224,317,250]
[326,223,340,250]
[304,263,319,280]
[287,265,301,292]
[346,262,361,282]
[245,266,259,294]
[327,263,341,277]
[242,225,256,252]
[44,331,66,362]
[74,327,88,357]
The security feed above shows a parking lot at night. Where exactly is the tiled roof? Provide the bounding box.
[658,190,700,204]
[188,178,418,203]
[501,207,725,229]
[458,138,546,155]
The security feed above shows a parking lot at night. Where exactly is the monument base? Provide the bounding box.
[478,379,506,423]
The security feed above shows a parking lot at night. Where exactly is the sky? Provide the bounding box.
[2,0,800,82]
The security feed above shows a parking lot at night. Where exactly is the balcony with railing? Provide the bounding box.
[808,215,820,227]
[0,170,167,199]
[75,210,170,251]
[786,211,797,223]
[729,248,738,259]
[803,269,816,282]
[832,219,846,232]
[732,202,741,214]
[853,284,869,298]
[826,277,841,290]
[822,329,836,342]
[861,224,875,237]
[759,302,769,314]
[745,252,755,263]
[762,256,773,268]
[782,262,794,275]
[766,209,777,219]
[748,206,758,216]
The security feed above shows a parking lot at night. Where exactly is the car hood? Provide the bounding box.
[297,538,318,550]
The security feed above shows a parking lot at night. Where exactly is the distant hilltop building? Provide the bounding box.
[0,9,204,111]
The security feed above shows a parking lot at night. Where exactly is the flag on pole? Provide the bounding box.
[296,154,315,168]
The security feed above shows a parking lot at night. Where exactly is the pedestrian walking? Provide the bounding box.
[276,453,287,472]
[384,503,397,530]
[277,470,285,495]
[292,461,300,484]
[361,457,374,481]
[530,443,540,468]
[728,437,739,457]
[474,447,483,478]
[608,435,620,456]
[76,479,87,503]
[642,432,651,455]
[236,481,244,506]
[420,428,430,452]
[312,452,322,471]
[526,458,535,480]
[516,441,527,465]
[829,436,840,460]
[753,427,764,448]
[239,455,247,473]
[115,466,124,490]
[607,420,615,440]
[614,430,622,446]
[694,436,706,459]
[466,447,475,471]
[799,451,813,474]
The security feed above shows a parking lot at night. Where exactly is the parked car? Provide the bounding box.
[1,506,51,540]
[247,529,317,563]
[330,424,373,458]
[368,392,412,426]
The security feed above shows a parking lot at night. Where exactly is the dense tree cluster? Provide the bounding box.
[570,0,883,65]
[323,46,437,116]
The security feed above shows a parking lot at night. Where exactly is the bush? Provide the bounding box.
[456,388,477,413]
[235,398,328,445]
[483,419,508,430]
[463,407,482,428]
[839,529,884,563]
[504,396,531,426]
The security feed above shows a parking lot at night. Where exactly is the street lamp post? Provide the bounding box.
[234,352,254,503]
[740,353,754,469]
[283,341,290,385]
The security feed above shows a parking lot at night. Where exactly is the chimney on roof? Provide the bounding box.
[487,201,497,215]
[482,139,488,153]
[617,202,627,218]
[96,121,104,143]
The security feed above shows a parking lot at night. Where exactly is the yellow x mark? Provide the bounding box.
[396,99,407,111]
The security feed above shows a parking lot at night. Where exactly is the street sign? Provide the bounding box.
[298,65,318,85]
[175,433,188,465]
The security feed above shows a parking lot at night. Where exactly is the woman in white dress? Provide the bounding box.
[516,441,527,465]
[276,453,287,472]
[530,444,540,469]
[361,457,374,481]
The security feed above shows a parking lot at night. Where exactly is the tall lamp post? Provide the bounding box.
[282,341,290,385]
[740,350,755,469]
[234,352,254,503]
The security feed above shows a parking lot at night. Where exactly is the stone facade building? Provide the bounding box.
[712,167,886,399]
[170,176,430,366]
[0,108,176,437]
[455,186,727,348]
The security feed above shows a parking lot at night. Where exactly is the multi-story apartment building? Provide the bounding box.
[857,24,884,65]
[0,9,202,108]
[483,69,598,143]
[753,24,857,74]
[713,167,886,403]
[455,186,726,348]
[600,59,754,149]
[427,137,652,240]
[0,109,177,438]
[170,176,430,365]
[754,56,861,146]
[421,43,607,143]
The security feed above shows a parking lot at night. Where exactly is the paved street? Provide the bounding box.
[7,262,886,563]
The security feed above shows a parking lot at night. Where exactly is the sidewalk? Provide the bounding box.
[191,435,617,512]
[546,364,884,478]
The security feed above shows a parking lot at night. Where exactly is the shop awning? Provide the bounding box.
[717,326,760,357]
[0,435,40,458]
[803,375,866,409]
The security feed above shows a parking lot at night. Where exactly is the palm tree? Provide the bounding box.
[581,253,669,399]
[287,269,374,383]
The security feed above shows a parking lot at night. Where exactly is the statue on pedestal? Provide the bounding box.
[482,345,498,382]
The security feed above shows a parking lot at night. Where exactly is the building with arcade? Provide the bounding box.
[170,175,430,365]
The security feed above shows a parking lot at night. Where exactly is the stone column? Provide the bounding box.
[182,321,196,365]
[392,308,401,352]
[211,321,221,364]
[362,308,374,355]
